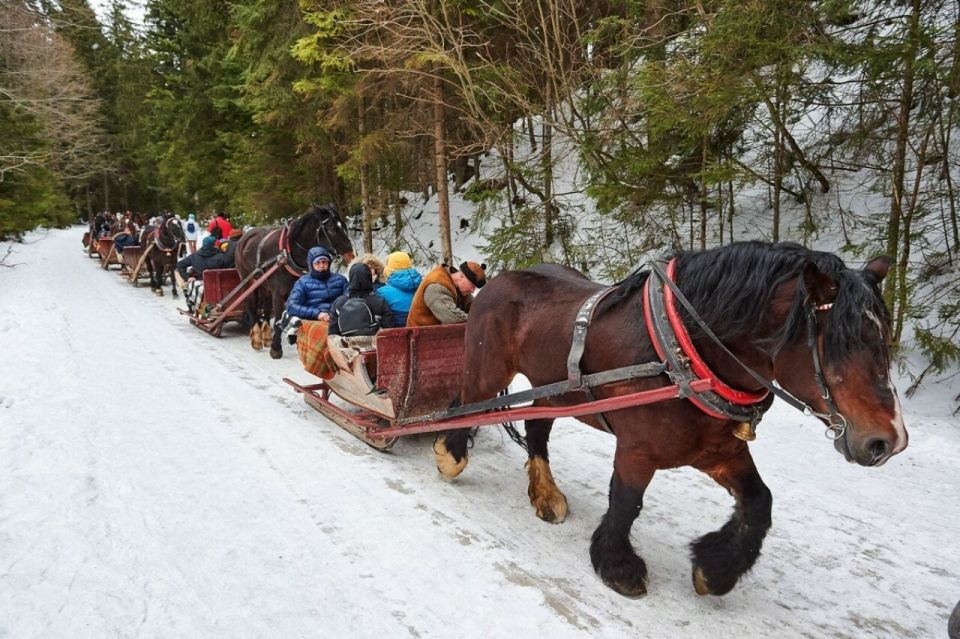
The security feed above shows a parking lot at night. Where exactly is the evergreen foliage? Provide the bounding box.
[3,0,959,388]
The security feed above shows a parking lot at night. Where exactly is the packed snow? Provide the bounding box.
[1,227,958,638]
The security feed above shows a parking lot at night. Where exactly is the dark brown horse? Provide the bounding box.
[138,215,185,297]
[436,241,908,598]
[235,203,355,359]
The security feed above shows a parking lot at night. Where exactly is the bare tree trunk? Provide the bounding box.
[699,141,708,249]
[894,124,933,343]
[358,98,373,254]
[103,171,109,213]
[501,137,516,225]
[885,0,922,311]
[542,85,554,253]
[433,74,453,265]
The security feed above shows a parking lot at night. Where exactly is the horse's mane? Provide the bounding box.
[604,241,889,362]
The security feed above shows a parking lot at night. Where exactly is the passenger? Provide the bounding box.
[378,251,422,328]
[114,221,139,255]
[215,228,243,267]
[184,213,199,254]
[328,262,394,336]
[207,210,233,242]
[406,261,486,327]
[286,246,349,322]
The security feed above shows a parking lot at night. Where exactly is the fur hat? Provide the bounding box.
[351,254,386,281]
[384,251,413,278]
[458,261,487,288]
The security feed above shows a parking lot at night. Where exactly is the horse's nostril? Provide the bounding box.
[865,437,889,461]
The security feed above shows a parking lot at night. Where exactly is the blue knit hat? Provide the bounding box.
[202,236,216,249]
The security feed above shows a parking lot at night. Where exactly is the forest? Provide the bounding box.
[1,0,959,382]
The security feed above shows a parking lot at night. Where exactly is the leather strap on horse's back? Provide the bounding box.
[566,287,618,433]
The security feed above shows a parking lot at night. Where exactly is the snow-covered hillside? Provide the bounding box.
[0,228,958,638]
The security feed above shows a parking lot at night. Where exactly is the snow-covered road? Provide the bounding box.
[1,228,957,638]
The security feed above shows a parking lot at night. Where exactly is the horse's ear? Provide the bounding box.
[802,261,838,306]
[863,255,892,284]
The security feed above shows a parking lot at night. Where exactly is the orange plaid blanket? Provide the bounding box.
[297,320,338,380]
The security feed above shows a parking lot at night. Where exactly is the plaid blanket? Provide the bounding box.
[297,320,338,380]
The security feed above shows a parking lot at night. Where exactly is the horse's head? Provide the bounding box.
[306,202,355,264]
[771,256,907,467]
[163,215,185,245]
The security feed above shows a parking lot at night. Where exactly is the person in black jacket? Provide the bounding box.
[328,261,394,336]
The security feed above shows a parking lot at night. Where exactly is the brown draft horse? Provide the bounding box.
[436,241,908,598]
[138,214,185,297]
[235,203,355,359]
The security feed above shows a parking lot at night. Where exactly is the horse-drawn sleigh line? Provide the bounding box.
[84,212,908,599]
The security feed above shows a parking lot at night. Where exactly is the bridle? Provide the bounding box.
[153,217,183,254]
[255,207,350,277]
[646,260,848,441]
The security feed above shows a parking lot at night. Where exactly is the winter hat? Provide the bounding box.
[353,254,386,281]
[458,261,487,289]
[384,251,413,278]
[188,213,196,221]
[228,228,243,240]
[202,235,216,249]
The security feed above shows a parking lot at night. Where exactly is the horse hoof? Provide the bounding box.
[606,580,647,599]
[693,567,711,596]
[269,348,282,360]
[434,438,467,478]
[250,329,263,351]
[527,457,568,523]
[154,290,163,297]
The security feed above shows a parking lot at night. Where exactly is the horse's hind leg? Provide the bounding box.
[268,294,284,359]
[435,344,514,479]
[690,448,771,596]
[591,447,655,598]
[525,418,568,523]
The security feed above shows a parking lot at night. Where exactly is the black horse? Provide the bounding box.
[235,203,355,359]
[138,215,185,297]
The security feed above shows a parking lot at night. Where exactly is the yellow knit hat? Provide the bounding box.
[384,251,413,278]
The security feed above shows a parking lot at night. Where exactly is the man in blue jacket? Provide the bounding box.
[286,246,349,322]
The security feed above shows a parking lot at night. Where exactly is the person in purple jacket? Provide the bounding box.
[285,246,348,322]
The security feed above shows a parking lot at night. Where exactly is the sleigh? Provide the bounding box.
[119,245,151,283]
[96,237,122,269]
[180,268,250,335]
[283,323,711,451]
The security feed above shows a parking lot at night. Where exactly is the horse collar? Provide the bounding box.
[278,224,308,277]
[643,259,772,430]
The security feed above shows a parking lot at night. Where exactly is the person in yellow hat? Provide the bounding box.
[407,261,486,327]
[379,251,423,327]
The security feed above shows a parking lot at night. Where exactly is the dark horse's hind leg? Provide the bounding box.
[689,448,771,596]
[269,294,285,359]
[435,337,515,479]
[590,446,655,598]
[525,418,568,523]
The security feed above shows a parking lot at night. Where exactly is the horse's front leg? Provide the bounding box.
[690,446,772,596]
[525,418,567,523]
[168,263,178,298]
[591,447,655,598]
[147,261,160,295]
